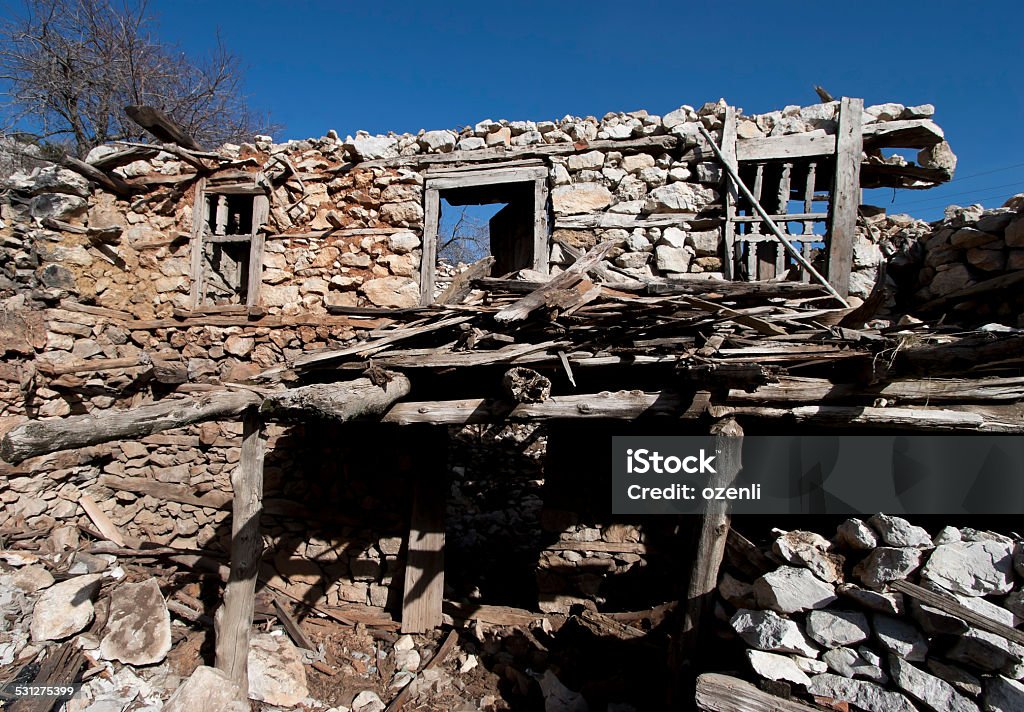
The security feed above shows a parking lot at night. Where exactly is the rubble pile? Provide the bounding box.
[906,195,1024,325]
[718,515,1024,711]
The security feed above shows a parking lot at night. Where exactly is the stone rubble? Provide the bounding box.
[719,517,1024,712]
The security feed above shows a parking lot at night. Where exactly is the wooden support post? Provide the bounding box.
[189,178,207,308]
[720,106,739,280]
[420,188,440,305]
[677,417,743,665]
[215,411,267,697]
[401,427,447,633]
[246,194,269,307]
[827,97,864,297]
[533,177,550,274]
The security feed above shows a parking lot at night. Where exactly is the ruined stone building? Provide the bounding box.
[2,94,1023,710]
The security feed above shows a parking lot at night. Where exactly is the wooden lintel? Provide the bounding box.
[736,130,836,162]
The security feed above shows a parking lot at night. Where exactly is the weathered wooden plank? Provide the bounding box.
[708,403,1024,432]
[425,166,547,190]
[259,374,412,422]
[891,580,1024,646]
[554,212,699,230]
[437,256,495,305]
[401,429,447,634]
[189,178,208,307]
[721,106,739,279]
[677,418,743,666]
[420,188,440,305]
[533,177,550,273]
[99,474,232,509]
[727,375,1024,405]
[494,238,622,323]
[827,97,863,297]
[125,105,202,150]
[736,129,836,161]
[246,194,269,307]
[696,673,822,712]
[214,412,267,696]
[0,391,260,464]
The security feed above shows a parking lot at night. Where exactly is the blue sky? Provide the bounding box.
[58,1,1024,220]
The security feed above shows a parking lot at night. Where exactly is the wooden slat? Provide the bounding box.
[696,673,822,712]
[554,212,700,230]
[425,166,547,189]
[533,177,550,273]
[401,430,447,634]
[827,97,864,297]
[189,178,207,307]
[732,212,827,223]
[775,162,793,275]
[891,580,1024,645]
[246,194,269,307]
[677,419,743,666]
[721,106,738,279]
[420,189,440,305]
[214,412,267,696]
[736,129,837,161]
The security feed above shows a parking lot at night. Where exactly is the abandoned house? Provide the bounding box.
[1,94,1024,711]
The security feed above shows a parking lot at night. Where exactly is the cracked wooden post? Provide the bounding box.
[676,417,744,671]
[214,409,267,697]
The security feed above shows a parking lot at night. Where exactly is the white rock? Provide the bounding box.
[351,690,385,712]
[889,656,979,712]
[388,232,420,254]
[30,574,102,641]
[729,609,818,657]
[654,244,693,273]
[837,518,879,550]
[837,583,905,615]
[822,647,887,683]
[984,675,1024,712]
[419,130,457,153]
[360,277,419,308]
[921,540,1015,597]
[753,566,838,614]
[567,151,604,172]
[551,183,612,215]
[456,137,486,151]
[948,628,1024,677]
[855,547,923,589]
[808,672,918,712]
[869,514,933,548]
[746,650,811,686]
[644,182,716,213]
[347,134,399,161]
[873,614,928,662]
[247,633,308,706]
[161,666,248,712]
[773,530,844,583]
[394,634,415,651]
[99,579,171,666]
[806,610,870,648]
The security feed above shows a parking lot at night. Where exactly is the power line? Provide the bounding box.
[946,161,1024,184]
[894,180,1024,207]
[893,190,1020,212]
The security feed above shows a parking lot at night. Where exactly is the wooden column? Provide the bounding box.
[720,106,739,279]
[533,177,550,274]
[245,194,269,307]
[827,97,864,297]
[401,427,447,633]
[677,417,744,664]
[420,188,440,305]
[189,178,207,308]
[215,411,267,697]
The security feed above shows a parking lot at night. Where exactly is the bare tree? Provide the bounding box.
[0,0,276,157]
[438,207,491,265]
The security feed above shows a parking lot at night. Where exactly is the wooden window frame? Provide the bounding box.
[419,166,550,305]
[189,178,270,308]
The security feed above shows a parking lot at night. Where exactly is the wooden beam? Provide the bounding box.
[425,166,547,190]
[214,412,267,697]
[696,673,822,712]
[246,194,269,307]
[721,106,738,279]
[420,188,440,306]
[727,375,1024,405]
[533,176,550,274]
[494,238,622,323]
[62,156,138,196]
[189,178,207,308]
[827,97,864,297]
[258,374,412,422]
[401,428,447,633]
[890,580,1024,646]
[0,391,260,464]
[124,105,201,150]
[554,212,700,230]
[736,129,837,162]
[677,418,743,667]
